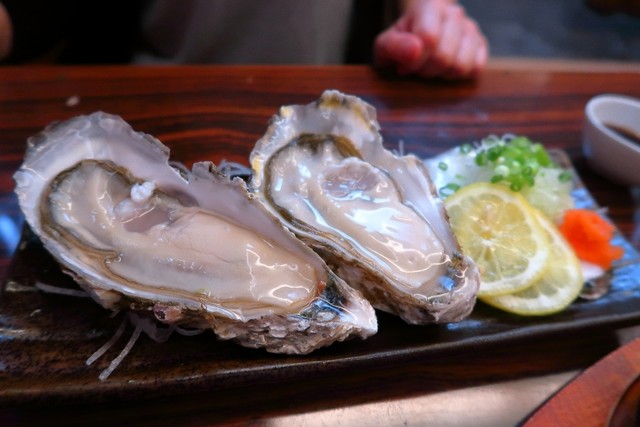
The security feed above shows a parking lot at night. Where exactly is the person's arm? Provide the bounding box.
[0,3,13,60]
[374,0,488,79]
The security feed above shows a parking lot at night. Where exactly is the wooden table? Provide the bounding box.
[1,63,639,426]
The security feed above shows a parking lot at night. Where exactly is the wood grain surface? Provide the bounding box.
[0,64,639,426]
[524,338,640,427]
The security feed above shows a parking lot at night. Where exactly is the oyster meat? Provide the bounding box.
[13,112,377,354]
[250,90,480,324]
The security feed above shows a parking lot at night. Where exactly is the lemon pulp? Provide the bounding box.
[445,182,550,296]
[480,209,583,315]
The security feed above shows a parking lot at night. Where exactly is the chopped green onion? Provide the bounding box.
[510,136,531,149]
[439,182,461,197]
[558,170,572,182]
[494,165,509,177]
[447,135,562,193]
[487,146,503,161]
[488,137,556,190]
[460,143,473,154]
[475,151,488,166]
[438,161,448,171]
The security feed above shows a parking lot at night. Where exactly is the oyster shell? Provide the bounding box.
[13,112,377,354]
[250,90,480,324]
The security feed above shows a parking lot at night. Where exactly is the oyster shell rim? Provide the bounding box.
[13,111,378,354]
[249,90,480,324]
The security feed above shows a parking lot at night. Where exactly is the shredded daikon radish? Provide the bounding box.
[86,315,128,367]
[86,311,206,380]
[35,281,90,298]
[98,321,143,381]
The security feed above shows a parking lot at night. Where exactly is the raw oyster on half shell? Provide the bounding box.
[250,90,480,324]
[13,112,377,354]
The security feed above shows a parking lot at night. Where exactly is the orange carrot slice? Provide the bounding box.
[558,209,624,269]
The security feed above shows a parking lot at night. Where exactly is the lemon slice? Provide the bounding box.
[444,182,550,296]
[480,210,584,315]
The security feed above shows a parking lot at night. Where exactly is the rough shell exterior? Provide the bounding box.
[13,112,377,354]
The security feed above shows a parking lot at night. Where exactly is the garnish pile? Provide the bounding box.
[426,135,624,315]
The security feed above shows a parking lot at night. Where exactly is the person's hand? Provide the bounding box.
[374,0,488,79]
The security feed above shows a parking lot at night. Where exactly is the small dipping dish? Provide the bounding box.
[583,94,640,186]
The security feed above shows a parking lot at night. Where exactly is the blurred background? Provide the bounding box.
[1,0,639,65]
[459,0,640,61]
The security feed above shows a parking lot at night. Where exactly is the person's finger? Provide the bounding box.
[416,4,465,78]
[445,20,484,78]
[408,0,446,51]
[400,0,446,75]
[374,28,422,69]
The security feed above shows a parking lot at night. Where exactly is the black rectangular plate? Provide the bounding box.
[1,150,639,405]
